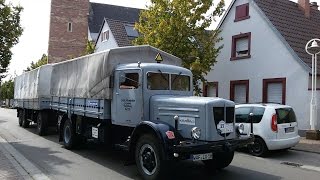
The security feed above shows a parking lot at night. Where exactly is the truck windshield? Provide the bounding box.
[147,72,190,91]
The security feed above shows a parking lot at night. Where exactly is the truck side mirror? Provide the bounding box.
[249,113,254,135]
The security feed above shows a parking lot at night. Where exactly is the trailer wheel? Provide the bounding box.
[37,111,48,136]
[18,109,23,126]
[203,151,234,170]
[135,134,167,180]
[21,110,29,128]
[63,118,78,149]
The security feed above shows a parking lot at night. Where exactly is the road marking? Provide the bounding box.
[301,165,320,173]
[0,135,51,180]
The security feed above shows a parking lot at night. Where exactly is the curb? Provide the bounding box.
[0,135,51,180]
[291,147,320,155]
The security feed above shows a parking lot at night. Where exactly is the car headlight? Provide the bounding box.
[191,127,201,140]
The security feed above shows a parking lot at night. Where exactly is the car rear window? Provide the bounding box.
[252,107,265,123]
[276,108,296,124]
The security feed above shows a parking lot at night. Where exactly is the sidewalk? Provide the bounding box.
[291,137,320,154]
[0,142,30,180]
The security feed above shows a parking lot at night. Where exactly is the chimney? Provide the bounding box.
[310,2,319,10]
[298,0,310,18]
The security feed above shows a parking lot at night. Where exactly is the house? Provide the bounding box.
[204,0,320,134]
[48,0,141,63]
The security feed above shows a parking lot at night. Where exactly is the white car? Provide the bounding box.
[235,103,300,156]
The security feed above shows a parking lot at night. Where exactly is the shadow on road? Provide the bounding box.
[16,125,282,180]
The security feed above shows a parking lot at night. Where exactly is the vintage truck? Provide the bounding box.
[14,45,253,180]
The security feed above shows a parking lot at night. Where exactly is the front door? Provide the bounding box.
[112,69,143,127]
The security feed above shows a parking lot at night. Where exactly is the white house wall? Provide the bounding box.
[206,0,315,130]
[95,22,119,52]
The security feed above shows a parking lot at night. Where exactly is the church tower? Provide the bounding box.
[48,0,89,63]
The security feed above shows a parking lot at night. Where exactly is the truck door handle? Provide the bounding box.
[116,93,119,95]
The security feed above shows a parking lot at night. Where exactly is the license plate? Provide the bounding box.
[92,127,98,138]
[192,153,213,161]
[285,127,294,133]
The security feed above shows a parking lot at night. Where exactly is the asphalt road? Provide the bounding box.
[1,107,320,180]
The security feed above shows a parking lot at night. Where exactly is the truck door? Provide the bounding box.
[112,69,143,126]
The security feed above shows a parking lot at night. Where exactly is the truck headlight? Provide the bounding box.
[191,127,201,140]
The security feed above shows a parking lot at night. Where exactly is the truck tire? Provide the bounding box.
[37,111,48,136]
[18,109,23,127]
[135,134,167,180]
[63,118,79,149]
[21,110,30,128]
[203,151,234,170]
[248,137,268,157]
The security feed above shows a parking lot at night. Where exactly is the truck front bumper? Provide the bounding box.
[168,135,254,160]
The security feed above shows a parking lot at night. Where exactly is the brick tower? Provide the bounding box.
[48,0,89,63]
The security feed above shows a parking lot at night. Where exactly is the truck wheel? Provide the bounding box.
[135,134,166,180]
[21,110,29,128]
[63,119,78,149]
[248,137,268,157]
[203,151,234,170]
[37,111,48,136]
[18,109,23,126]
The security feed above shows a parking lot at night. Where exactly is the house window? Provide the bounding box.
[235,3,250,22]
[231,32,251,60]
[67,22,72,32]
[203,82,218,97]
[230,80,249,103]
[101,30,109,42]
[263,78,286,104]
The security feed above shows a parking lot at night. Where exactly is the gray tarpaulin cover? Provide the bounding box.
[14,45,181,100]
[14,64,53,99]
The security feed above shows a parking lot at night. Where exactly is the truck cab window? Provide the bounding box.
[171,74,190,91]
[119,73,139,89]
[147,72,169,90]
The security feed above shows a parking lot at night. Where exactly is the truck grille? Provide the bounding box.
[213,107,234,126]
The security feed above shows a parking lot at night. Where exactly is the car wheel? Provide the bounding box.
[135,134,167,180]
[248,137,268,157]
[63,119,79,149]
[203,151,234,170]
[21,110,29,128]
[37,111,48,136]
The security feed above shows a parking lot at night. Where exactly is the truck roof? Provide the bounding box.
[116,63,192,75]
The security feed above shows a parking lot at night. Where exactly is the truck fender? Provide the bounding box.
[129,121,183,160]
[58,114,68,142]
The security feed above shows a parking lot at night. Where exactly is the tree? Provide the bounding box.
[84,40,95,55]
[134,0,225,95]
[25,54,48,72]
[0,79,14,99]
[0,0,23,81]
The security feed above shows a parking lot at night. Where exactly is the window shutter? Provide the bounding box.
[208,85,217,97]
[267,83,282,104]
[236,4,248,19]
[236,38,248,52]
[234,84,247,103]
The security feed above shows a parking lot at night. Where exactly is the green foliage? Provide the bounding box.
[25,54,48,72]
[0,79,14,99]
[0,0,23,81]
[134,0,225,95]
[84,40,95,55]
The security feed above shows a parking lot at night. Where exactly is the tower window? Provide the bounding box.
[67,22,72,32]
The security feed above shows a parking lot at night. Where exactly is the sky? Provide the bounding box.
[4,0,303,80]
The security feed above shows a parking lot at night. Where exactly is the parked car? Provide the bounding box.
[235,103,300,156]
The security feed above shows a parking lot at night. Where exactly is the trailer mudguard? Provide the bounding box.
[129,121,183,160]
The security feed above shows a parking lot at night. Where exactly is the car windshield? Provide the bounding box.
[276,108,297,124]
[147,72,190,91]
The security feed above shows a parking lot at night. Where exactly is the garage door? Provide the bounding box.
[267,83,282,104]
[234,84,247,103]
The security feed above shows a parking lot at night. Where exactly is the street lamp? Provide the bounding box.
[305,39,320,131]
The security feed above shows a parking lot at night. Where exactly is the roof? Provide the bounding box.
[254,0,320,72]
[106,18,133,47]
[89,3,141,34]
